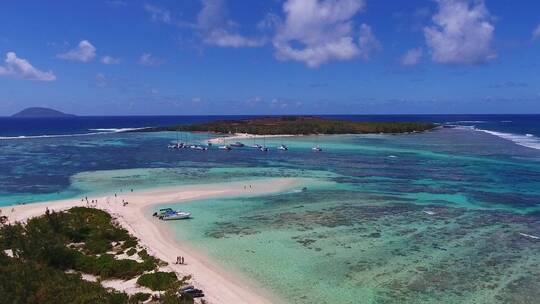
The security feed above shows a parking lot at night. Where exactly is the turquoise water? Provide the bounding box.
[2,126,540,303]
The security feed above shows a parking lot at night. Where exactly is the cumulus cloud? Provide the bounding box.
[0,52,56,81]
[101,55,121,65]
[400,48,423,66]
[139,53,165,66]
[532,24,540,40]
[273,0,370,68]
[197,0,265,47]
[144,4,172,24]
[57,40,96,62]
[424,0,495,65]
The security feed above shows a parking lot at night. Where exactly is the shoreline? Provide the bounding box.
[208,133,299,144]
[0,178,307,304]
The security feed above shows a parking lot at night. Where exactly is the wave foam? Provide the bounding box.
[475,129,540,151]
[447,120,486,124]
[0,127,146,140]
[88,127,148,132]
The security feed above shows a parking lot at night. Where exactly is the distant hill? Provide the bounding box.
[12,107,76,118]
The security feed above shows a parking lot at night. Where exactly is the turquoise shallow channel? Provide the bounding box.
[2,127,540,303]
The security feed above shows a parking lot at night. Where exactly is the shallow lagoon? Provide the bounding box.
[2,127,540,303]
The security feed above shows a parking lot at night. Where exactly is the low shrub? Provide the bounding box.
[137,271,178,291]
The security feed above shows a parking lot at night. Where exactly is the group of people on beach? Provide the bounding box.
[82,188,136,208]
[175,256,186,265]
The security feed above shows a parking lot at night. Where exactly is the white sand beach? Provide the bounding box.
[1,178,306,304]
[208,133,298,144]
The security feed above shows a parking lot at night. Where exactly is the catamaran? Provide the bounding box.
[250,135,261,149]
[259,135,269,152]
[312,134,322,152]
[168,131,185,149]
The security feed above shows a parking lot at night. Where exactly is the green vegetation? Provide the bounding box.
[137,272,179,291]
[128,292,151,303]
[142,116,437,135]
[0,207,194,303]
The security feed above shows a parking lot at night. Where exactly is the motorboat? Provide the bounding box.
[230,142,245,147]
[153,208,174,217]
[259,146,269,152]
[159,211,191,220]
[219,145,232,150]
[312,145,322,152]
[251,144,262,149]
[278,144,288,151]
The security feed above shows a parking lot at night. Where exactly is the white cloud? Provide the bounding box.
[197,0,265,48]
[57,40,96,62]
[101,55,121,65]
[273,0,368,68]
[144,4,172,24]
[357,23,381,60]
[532,24,540,40]
[424,0,495,65]
[139,53,165,66]
[400,48,423,66]
[0,52,56,81]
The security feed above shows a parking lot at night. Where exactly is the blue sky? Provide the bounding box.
[0,0,539,115]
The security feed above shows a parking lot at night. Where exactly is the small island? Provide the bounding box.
[12,107,76,118]
[141,116,437,135]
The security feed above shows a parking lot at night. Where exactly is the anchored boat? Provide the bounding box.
[154,208,192,220]
[230,141,245,147]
